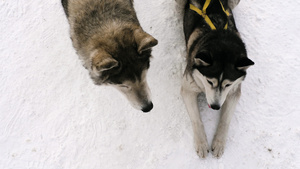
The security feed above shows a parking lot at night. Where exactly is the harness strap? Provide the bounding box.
[202,0,211,14]
[219,0,230,29]
[189,0,230,30]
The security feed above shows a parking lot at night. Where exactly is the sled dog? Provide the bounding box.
[181,0,254,158]
[62,0,158,112]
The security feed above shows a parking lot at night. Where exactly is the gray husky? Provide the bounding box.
[61,0,158,112]
[181,0,254,158]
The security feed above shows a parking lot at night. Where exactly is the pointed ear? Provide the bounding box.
[91,50,118,73]
[194,52,212,66]
[134,29,158,54]
[236,57,254,70]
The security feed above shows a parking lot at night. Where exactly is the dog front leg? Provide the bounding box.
[181,86,209,158]
[211,85,241,158]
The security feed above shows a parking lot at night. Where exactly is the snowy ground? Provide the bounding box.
[1,0,300,168]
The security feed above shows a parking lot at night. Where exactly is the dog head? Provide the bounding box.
[89,28,158,112]
[191,31,254,109]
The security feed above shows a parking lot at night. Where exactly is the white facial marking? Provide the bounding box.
[219,73,223,82]
[206,78,218,88]
[222,79,233,88]
[192,70,245,107]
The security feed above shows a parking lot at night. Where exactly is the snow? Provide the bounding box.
[0,0,299,168]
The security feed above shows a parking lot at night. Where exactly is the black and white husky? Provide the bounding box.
[181,0,254,158]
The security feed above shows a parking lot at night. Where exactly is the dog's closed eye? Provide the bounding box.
[222,81,233,88]
[119,84,129,89]
[207,80,213,86]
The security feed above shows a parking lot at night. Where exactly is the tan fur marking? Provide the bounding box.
[187,28,203,51]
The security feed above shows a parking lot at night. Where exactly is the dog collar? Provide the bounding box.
[190,0,230,30]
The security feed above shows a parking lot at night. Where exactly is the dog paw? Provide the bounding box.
[211,138,226,158]
[195,140,209,158]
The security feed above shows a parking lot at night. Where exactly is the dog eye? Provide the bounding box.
[119,85,129,89]
[225,84,231,87]
[207,80,213,86]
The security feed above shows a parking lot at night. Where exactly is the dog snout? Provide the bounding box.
[210,104,220,110]
[141,102,153,113]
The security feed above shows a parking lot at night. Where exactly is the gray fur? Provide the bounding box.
[62,0,158,112]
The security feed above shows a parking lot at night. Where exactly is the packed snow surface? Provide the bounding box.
[1,0,300,168]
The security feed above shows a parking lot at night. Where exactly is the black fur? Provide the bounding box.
[193,30,247,81]
[99,47,152,85]
[181,0,254,158]
[184,0,254,81]
[61,0,68,17]
[184,0,233,42]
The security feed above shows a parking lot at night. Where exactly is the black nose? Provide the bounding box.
[211,104,220,110]
[142,102,153,113]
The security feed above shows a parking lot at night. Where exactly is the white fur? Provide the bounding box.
[212,84,241,157]
[181,73,209,158]
[192,70,244,107]
[181,70,244,158]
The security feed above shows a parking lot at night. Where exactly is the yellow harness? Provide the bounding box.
[190,0,230,30]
